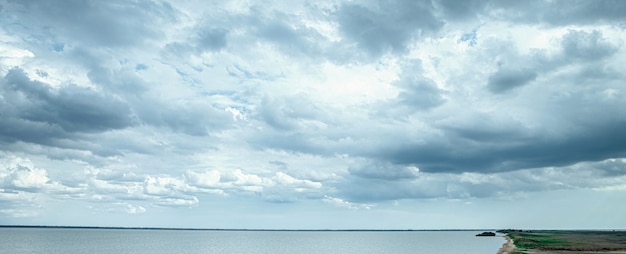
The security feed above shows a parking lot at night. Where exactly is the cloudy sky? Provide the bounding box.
[1,0,625,230]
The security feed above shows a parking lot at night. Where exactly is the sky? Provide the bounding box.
[0,0,625,230]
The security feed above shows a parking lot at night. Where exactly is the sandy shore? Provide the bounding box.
[497,235,517,254]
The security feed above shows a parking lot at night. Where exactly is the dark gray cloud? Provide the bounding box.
[163,24,229,57]
[162,5,328,62]
[0,64,230,164]
[348,161,419,180]
[338,158,626,202]
[487,67,538,93]
[374,61,447,119]
[595,159,626,177]
[544,0,626,25]
[373,118,626,174]
[561,30,618,61]
[2,0,178,48]
[147,102,233,136]
[69,49,151,95]
[485,29,618,94]
[259,96,299,131]
[196,28,228,52]
[259,95,324,131]
[246,10,325,58]
[434,0,488,21]
[393,63,446,110]
[63,46,233,137]
[335,1,443,58]
[549,0,622,25]
[0,69,141,161]
[485,0,626,26]
[0,68,134,142]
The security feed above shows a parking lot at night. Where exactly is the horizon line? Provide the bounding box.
[0,225,500,231]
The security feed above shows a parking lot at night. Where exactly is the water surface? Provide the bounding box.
[0,228,505,254]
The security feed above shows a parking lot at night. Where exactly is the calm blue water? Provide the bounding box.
[0,228,505,254]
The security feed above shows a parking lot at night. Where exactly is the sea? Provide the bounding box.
[0,228,505,254]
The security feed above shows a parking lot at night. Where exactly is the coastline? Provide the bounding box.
[498,230,626,254]
[497,235,516,254]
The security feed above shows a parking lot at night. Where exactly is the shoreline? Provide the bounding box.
[497,235,516,254]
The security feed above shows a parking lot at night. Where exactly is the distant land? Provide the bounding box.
[498,229,626,254]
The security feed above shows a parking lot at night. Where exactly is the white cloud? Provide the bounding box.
[0,155,59,191]
[155,196,199,207]
[229,169,268,188]
[323,195,373,210]
[273,172,322,189]
[143,176,188,196]
[185,170,221,188]
[0,41,34,70]
[3,163,49,190]
[105,202,147,214]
